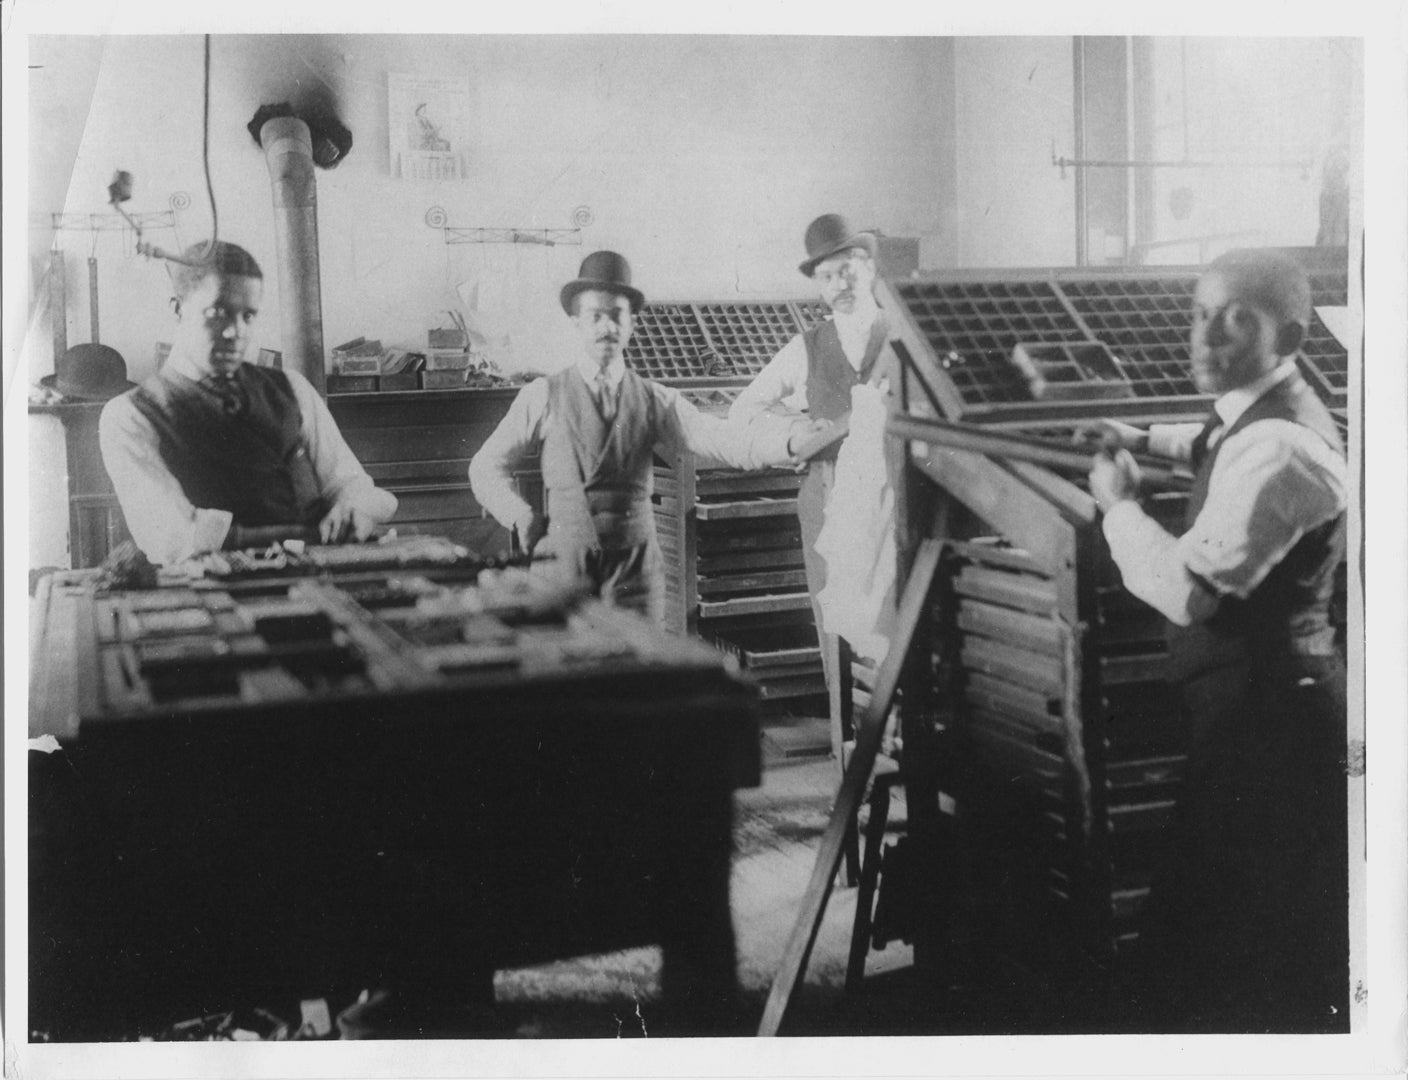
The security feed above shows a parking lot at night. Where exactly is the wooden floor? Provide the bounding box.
[488,720,915,1038]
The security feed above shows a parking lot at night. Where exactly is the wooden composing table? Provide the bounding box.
[28,555,760,1038]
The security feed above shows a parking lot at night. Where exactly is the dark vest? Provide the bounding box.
[803,314,890,461]
[127,365,324,529]
[1168,371,1345,679]
[539,367,659,552]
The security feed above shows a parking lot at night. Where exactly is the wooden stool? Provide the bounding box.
[845,759,904,992]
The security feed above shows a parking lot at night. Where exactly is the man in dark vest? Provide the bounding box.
[469,250,807,624]
[100,241,396,563]
[1088,249,1349,1032]
[728,214,894,690]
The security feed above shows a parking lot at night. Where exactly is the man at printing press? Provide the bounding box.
[469,250,809,623]
[100,241,397,564]
[727,213,893,689]
[1086,249,1348,1032]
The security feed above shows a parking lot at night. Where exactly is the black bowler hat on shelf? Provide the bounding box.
[559,250,646,315]
[798,213,878,277]
[40,343,136,401]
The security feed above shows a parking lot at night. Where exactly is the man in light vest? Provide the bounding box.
[470,250,811,624]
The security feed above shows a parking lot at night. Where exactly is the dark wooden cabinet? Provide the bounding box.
[328,386,538,556]
[30,401,132,569]
[653,449,825,708]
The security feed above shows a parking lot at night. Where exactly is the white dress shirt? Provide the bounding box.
[468,357,797,536]
[99,356,395,564]
[727,295,883,424]
[1102,361,1347,626]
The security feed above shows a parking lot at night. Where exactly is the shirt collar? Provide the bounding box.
[161,350,244,385]
[1214,359,1298,428]
[576,356,626,390]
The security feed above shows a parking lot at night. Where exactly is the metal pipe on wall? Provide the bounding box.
[260,115,326,394]
[1072,38,1088,267]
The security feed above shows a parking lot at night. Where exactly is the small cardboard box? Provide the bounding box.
[419,368,468,389]
[424,349,472,371]
[427,327,469,350]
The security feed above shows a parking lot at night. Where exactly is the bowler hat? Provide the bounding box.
[40,343,136,401]
[798,213,877,277]
[560,250,645,315]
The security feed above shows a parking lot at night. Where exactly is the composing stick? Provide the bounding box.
[757,538,943,1037]
[887,413,1192,491]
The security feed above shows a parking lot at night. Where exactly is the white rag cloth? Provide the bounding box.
[813,383,896,663]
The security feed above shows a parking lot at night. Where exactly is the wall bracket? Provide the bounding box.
[425,206,583,247]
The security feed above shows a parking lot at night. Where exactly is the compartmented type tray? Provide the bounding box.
[625,298,821,380]
[624,303,716,381]
[71,560,737,723]
[882,258,1352,422]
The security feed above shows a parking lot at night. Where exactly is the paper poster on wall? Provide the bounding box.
[388,74,469,180]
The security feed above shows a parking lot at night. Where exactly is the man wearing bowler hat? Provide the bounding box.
[470,250,810,623]
[728,214,894,691]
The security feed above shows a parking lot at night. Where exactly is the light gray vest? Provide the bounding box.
[539,367,659,551]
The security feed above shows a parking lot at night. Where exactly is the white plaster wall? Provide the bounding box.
[949,37,1077,269]
[30,34,952,384]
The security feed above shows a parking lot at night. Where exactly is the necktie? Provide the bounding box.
[594,371,616,424]
[1188,412,1223,471]
[205,373,247,418]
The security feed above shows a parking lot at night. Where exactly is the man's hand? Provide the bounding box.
[515,511,547,557]
[786,418,831,470]
[1089,449,1142,513]
[318,499,378,544]
[1074,418,1149,455]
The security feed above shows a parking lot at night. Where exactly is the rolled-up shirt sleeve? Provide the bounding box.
[726,334,808,425]
[1146,421,1203,462]
[286,370,397,523]
[653,383,796,470]
[99,394,234,563]
[468,378,548,534]
[1102,419,1346,626]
